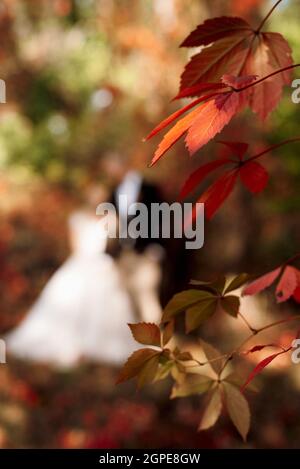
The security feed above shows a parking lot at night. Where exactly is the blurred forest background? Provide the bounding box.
[0,0,300,449]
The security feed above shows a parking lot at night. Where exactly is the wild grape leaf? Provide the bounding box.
[171,374,213,399]
[239,161,269,194]
[200,339,224,376]
[180,17,252,48]
[162,320,174,346]
[224,273,250,294]
[137,354,161,388]
[197,170,239,219]
[276,266,300,303]
[218,141,249,159]
[179,158,230,200]
[128,323,161,347]
[180,141,269,219]
[198,386,223,431]
[180,16,293,120]
[185,298,218,333]
[190,275,226,295]
[243,267,281,296]
[241,350,286,391]
[146,75,257,166]
[245,344,278,354]
[162,289,215,323]
[293,286,300,303]
[223,382,250,441]
[117,348,161,385]
[220,295,240,317]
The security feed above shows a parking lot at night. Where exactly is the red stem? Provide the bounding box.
[233,64,300,93]
[247,138,300,163]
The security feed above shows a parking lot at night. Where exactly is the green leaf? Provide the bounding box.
[171,374,213,399]
[137,354,161,388]
[162,290,214,323]
[220,295,240,317]
[176,351,194,361]
[128,323,161,347]
[190,275,226,294]
[162,320,174,346]
[223,382,250,441]
[198,386,222,431]
[117,348,160,384]
[224,274,249,294]
[224,371,259,393]
[185,298,217,332]
[155,360,175,381]
[200,339,224,375]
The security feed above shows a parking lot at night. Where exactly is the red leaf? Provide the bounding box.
[241,351,285,391]
[185,91,242,156]
[218,141,249,159]
[293,286,300,303]
[222,74,258,89]
[276,266,299,303]
[145,95,206,142]
[179,16,293,119]
[245,344,278,354]
[149,103,204,166]
[239,161,269,194]
[246,33,293,120]
[116,349,160,384]
[197,170,239,219]
[243,267,281,296]
[174,83,226,100]
[147,75,255,164]
[128,323,161,347]
[179,158,230,200]
[180,16,251,48]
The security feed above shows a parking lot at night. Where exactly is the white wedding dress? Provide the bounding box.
[6,211,137,367]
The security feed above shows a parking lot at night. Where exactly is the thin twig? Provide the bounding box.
[256,0,284,33]
[233,64,300,93]
[247,138,300,163]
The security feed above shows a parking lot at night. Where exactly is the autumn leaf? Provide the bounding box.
[179,13,293,120]
[162,320,174,346]
[190,275,226,295]
[200,340,224,376]
[128,323,161,347]
[171,374,213,399]
[162,289,215,323]
[243,263,300,303]
[239,161,269,194]
[220,295,240,317]
[198,386,223,431]
[275,265,300,303]
[223,382,250,441]
[180,141,269,219]
[199,170,239,219]
[245,344,279,354]
[224,273,250,293]
[241,350,288,391]
[117,348,161,385]
[243,267,282,296]
[137,354,161,388]
[146,75,257,166]
[185,297,218,333]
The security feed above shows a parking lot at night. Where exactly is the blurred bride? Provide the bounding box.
[6,185,137,367]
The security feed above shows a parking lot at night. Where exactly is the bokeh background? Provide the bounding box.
[0,0,300,448]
